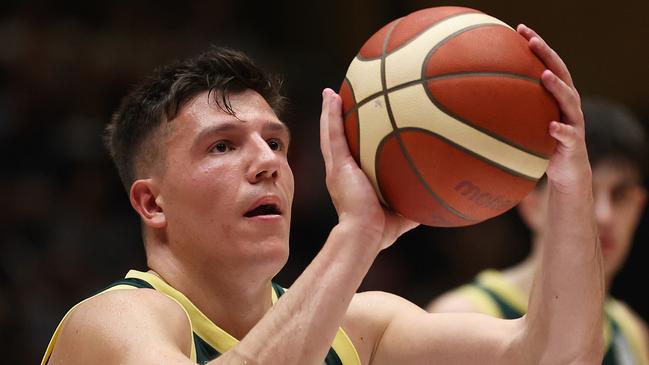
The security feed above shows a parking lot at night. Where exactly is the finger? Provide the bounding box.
[324,90,352,164]
[517,24,575,88]
[516,23,540,41]
[530,38,575,89]
[541,70,583,127]
[320,89,334,173]
[549,121,578,150]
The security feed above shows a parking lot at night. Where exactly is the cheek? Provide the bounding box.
[167,164,240,217]
[287,168,295,197]
[192,166,241,212]
[607,208,643,264]
[616,201,645,231]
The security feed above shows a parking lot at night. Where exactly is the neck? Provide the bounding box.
[147,249,275,340]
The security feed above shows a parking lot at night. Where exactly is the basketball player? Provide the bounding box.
[427,98,649,364]
[43,25,604,364]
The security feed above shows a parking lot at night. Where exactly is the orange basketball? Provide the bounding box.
[340,6,558,227]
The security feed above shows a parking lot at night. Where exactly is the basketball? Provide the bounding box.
[340,6,559,227]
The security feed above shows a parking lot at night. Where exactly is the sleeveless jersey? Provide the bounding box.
[41,270,361,365]
[454,270,649,365]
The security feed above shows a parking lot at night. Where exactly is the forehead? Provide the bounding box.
[175,89,284,130]
[592,159,641,186]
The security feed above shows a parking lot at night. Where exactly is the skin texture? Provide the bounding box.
[48,25,604,365]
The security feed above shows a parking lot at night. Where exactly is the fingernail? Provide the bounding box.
[542,70,554,79]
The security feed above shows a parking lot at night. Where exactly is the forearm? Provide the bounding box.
[524,183,605,363]
[214,222,381,365]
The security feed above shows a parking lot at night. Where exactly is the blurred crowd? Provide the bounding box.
[1,1,647,364]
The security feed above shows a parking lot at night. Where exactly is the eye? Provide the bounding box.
[267,138,284,151]
[611,185,631,204]
[210,140,234,154]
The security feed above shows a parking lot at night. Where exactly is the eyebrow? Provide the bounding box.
[193,120,291,147]
[263,120,292,141]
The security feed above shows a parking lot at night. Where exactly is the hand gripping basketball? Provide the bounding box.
[517,24,592,195]
[320,88,418,250]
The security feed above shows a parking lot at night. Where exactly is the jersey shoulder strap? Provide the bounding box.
[461,270,527,319]
[605,298,649,365]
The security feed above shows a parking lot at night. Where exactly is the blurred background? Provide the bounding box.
[1,0,648,362]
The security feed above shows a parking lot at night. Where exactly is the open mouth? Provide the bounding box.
[600,236,615,253]
[244,204,282,218]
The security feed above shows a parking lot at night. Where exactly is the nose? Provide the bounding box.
[593,191,613,227]
[246,136,280,183]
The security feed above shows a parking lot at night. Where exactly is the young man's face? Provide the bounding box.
[527,160,647,282]
[154,89,294,273]
[591,161,646,279]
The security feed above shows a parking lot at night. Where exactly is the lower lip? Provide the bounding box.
[600,239,615,256]
[244,214,283,222]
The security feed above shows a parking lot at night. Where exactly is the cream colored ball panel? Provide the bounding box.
[345,57,383,102]
[357,96,395,204]
[387,84,548,179]
[384,13,511,89]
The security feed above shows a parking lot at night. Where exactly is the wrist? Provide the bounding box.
[332,219,384,253]
[546,168,593,197]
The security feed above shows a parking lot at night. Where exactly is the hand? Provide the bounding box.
[319,88,418,250]
[518,24,592,195]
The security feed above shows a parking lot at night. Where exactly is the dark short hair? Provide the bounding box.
[104,46,287,191]
[582,97,648,180]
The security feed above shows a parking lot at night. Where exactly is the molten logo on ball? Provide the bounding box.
[340,6,558,227]
[454,180,514,211]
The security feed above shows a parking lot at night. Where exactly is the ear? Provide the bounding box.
[130,179,166,229]
[517,186,547,232]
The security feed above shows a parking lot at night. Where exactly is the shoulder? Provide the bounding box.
[71,287,190,328]
[48,288,193,365]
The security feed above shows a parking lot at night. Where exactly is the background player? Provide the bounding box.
[428,97,649,364]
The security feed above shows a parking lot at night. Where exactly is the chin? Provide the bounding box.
[253,246,289,281]
[248,236,290,268]
[604,258,622,277]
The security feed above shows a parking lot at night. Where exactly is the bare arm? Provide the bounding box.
[517,23,604,364]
